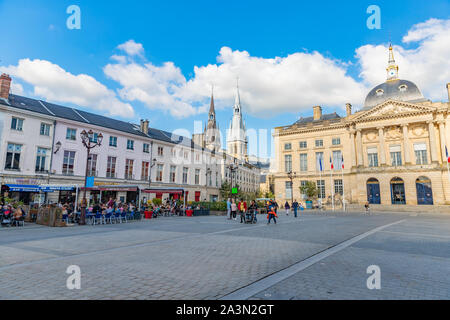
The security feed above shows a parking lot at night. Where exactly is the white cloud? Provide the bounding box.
[1,58,135,118]
[117,40,144,56]
[110,55,127,64]
[356,18,450,102]
[10,82,24,95]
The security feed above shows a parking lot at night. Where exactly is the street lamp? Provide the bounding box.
[79,129,103,225]
[287,170,296,205]
[227,164,238,200]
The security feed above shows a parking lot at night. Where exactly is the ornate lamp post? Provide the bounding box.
[79,129,103,225]
[287,170,296,205]
[227,164,238,200]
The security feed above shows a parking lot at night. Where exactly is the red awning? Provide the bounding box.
[142,189,184,194]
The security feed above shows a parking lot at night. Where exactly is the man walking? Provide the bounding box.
[292,199,299,218]
[226,198,231,220]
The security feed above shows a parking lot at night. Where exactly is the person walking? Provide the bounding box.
[365,202,371,215]
[267,206,277,225]
[239,199,247,223]
[231,199,237,220]
[292,199,299,218]
[249,200,258,223]
[284,201,291,216]
[226,198,231,220]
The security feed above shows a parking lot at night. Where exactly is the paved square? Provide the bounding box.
[0,212,449,300]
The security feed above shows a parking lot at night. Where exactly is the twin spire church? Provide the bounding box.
[193,82,249,162]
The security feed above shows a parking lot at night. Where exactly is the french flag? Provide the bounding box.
[341,155,344,169]
[446,146,450,163]
[330,156,334,170]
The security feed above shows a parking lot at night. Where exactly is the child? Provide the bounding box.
[267,207,277,225]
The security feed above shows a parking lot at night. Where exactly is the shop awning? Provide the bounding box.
[5,184,41,192]
[142,189,184,194]
[40,185,77,192]
[80,185,138,192]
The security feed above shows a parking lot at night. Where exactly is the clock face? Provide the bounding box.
[389,69,396,77]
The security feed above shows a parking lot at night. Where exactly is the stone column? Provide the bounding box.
[428,121,439,163]
[402,124,411,164]
[438,121,447,163]
[356,129,363,167]
[377,127,386,165]
[349,129,357,168]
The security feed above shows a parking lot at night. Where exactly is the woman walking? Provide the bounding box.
[284,201,291,216]
[231,199,237,220]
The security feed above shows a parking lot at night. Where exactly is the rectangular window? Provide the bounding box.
[143,143,150,153]
[284,143,292,150]
[156,164,163,182]
[182,167,188,184]
[66,128,77,141]
[125,159,134,180]
[316,152,324,171]
[390,145,402,166]
[367,147,378,167]
[35,147,49,172]
[317,180,325,199]
[299,141,307,149]
[414,143,428,165]
[109,136,117,147]
[87,154,97,176]
[333,150,342,171]
[332,137,341,146]
[62,151,75,175]
[285,181,293,200]
[40,123,51,136]
[127,140,134,150]
[5,143,22,170]
[334,179,343,196]
[170,166,176,183]
[195,169,200,185]
[89,132,99,144]
[285,155,292,172]
[11,117,23,131]
[141,161,150,181]
[158,146,164,156]
[300,153,308,172]
[315,139,323,148]
[106,156,116,178]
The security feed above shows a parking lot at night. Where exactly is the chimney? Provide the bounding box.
[346,103,352,117]
[143,119,149,134]
[447,83,450,102]
[0,74,11,100]
[140,119,145,132]
[313,106,322,121]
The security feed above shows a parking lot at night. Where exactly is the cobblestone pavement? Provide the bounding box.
[0,211,449,300]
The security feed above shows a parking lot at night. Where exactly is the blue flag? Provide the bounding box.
[319,156,323,172]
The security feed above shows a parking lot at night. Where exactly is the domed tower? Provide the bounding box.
[363,44,427,110]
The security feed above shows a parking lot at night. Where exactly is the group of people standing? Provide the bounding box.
[282,200,304,218]
[226,198,258,223]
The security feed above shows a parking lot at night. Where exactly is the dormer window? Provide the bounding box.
[376,89,384,96]
[399,84,408,92]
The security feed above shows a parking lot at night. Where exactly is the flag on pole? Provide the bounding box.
[341,155,344,169]
[446,146,450,163]
[319,156,323,172]
[330,156,334,170]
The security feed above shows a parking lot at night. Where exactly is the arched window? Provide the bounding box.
[416,176,433,205]
[390,177,406,205]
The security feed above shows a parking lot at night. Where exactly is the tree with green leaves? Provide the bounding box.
[299,181,318,200]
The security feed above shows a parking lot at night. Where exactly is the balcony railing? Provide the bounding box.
[124,174,135,180]
[106,172,117,179]
[141,175,150,181]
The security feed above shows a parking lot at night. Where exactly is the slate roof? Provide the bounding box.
[1,94,202,148]
[293,112,341,126]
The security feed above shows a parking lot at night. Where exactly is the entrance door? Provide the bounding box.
[367,178,381,204]
[390,177,406,205]
[416,177,433,205]
[195,191,201,202]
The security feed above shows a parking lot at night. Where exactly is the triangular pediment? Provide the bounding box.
[353,100,435,121]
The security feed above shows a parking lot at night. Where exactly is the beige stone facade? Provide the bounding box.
[273,92,450,208]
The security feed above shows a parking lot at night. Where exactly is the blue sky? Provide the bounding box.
[1,0,449,158]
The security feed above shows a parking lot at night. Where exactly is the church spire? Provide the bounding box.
[234,78,241,113]
[209,85,215,114]
[386,43,399,81]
